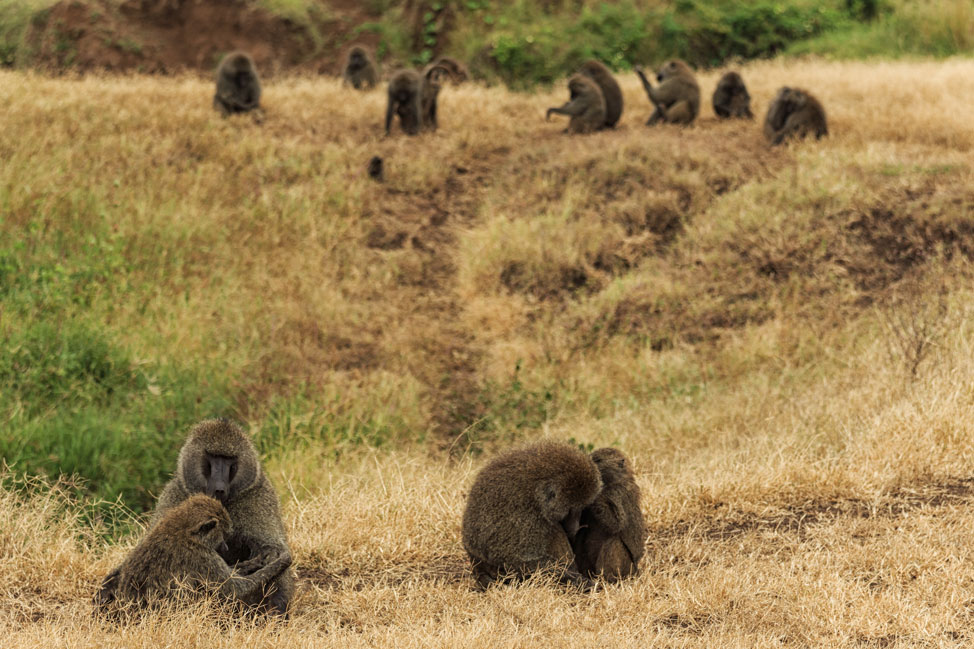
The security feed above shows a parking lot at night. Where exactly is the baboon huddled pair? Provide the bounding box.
[96,419,295,618]
[546,59,623,134]
[461,441,646,589]
[385,63,451,135]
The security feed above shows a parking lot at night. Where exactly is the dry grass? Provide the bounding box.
[3,58,974,646]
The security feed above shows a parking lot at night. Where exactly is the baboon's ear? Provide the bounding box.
[196,519,218,535]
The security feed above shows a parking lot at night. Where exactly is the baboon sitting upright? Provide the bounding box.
[578,59,623,129]
[385,69,423,135]
[461,440,603,589]
[572,448,646,583]
[546,74,607,135]
[635,59,700,125]
[343,45,379,90]
[763,86,828,145]
[95,494,292,615]
[213,51,262,117]
[712,71,753,119]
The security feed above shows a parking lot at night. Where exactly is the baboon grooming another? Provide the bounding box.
[546,74,607,135]
[149,419,295,615]
[763,86,828,145]
[712,71,753,119]
[635,59,700,125]
[342,45,379,90]
[461,440,602,589]
[578,59,623,128]
[213,51,262,117]
[95,495,292,615]
[572,448,646,583]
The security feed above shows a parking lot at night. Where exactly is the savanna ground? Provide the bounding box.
[2,57,974,647]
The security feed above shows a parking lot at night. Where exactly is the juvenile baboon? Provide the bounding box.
[712,71,753,119]
[433,56,469,84]
[213,51,262,117]
[342,45,379,90]
[546,74,607,135]
[763,86,828,145]
[367,155,384,181]
[461,440,603,589]
[578,59,623,129]
[635,59,700,125]
[572,448,646,583]
[385,69,423,135]
[95,494,292,615]
[147,418,295,616]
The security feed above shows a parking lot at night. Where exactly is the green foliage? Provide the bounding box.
[460,361,557,450]
[0,0,57,66]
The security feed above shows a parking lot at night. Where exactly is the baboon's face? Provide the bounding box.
[656,60,683,82]
[195,515,230,554]
[202,453,237,503]
[592,447,631,486]
[349,49,366,69]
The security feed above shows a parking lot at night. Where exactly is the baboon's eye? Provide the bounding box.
[197,520,217,535]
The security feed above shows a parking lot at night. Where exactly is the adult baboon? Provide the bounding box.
[148,418,295,616]
[578,59,623,128]
[213,51,262,117]
[420,63,450,131]
[763,86,828,145]
[712,71,753,119]
[572,448,646,583]
[433,56,469,84]
[385,69,423,135]
[546,74,607,135]
[95,495,292,615]
[635,59,700,125]
[461,440,602,589]
[342,45,379,90]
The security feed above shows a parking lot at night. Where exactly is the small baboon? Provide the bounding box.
[342,45,379,90]
[385,69,423,135]
[433,56,469,84]
[95,494,292,615]
[712,71,753,119]
[578,59,623,129]
[148,419,295,615]
[572,448,646,583]
[461,440,603,589]
[546,73,607,135]
[367,155,384,181]
[213,51,262,117]
[763,86,828,145]
[635,59,700,125]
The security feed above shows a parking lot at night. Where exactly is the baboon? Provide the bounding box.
[342,45,379,90]
[572,448,646,583]
[433,56,469,84]
[578,59,623,129]
[545,74,607,135]
[461,440,603,590]
[763,86,828,145]
[420,63,450,131]
[95,494,292,615]
[385,69,423,135]
[213,51,262,117]
[712,71,753,119]
[367,155,384,181]
[635,59,700,125]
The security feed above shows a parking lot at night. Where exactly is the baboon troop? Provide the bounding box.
[636,59,701,125]
[712,71,753,119]
[763,86,829,145]
[149,418,296,616]
[546,73,607,135]
[95,495,292,616]
[342,45,379,90]
[577,59,623,129]
[213,51,262,117]
[572,448,646,583]
[461,441,604,589]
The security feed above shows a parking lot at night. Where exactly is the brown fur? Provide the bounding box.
[577,59,623,128]
[213,51,261,117]
[342,45,379,90]
[386,69,423,135]
[546,74,607,135]
[572,448,647,583]
[712,71,753,119]
[635,59,700,125]
[433,56,469,84]
[461,440,603,589]
[763,86,828,145]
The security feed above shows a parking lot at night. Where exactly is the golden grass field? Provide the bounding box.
[2,58,974,647]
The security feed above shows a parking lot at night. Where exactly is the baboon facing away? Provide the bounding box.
[343,45,379,90]
[147,419,295,616]
[572,448,646,583]
[95,495,292,615]
[712,71,753,119]
[635,59,700,125]
[546,73,607,135]
[213,51,261,117]
[461,440,603,589]
[385,69,422,135]
[764,86,828,145]
[578,59,623,128]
